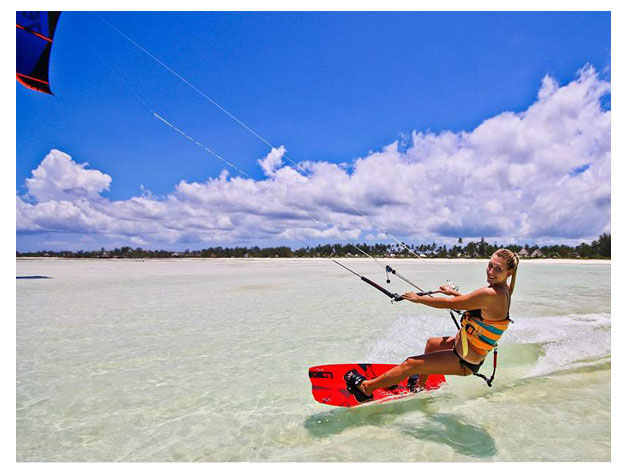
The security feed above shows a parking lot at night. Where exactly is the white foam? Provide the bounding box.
[365,312,611,377]
[365,312,463,362]
[509,313,611,377]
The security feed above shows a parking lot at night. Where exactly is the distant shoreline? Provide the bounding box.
[16,256,610,264]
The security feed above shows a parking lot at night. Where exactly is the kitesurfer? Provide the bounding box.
[345,249,519,401]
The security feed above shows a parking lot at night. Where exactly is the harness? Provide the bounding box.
[448,292,513,387]
[460,309,510,357]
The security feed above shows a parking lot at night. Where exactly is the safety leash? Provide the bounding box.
[474,348,498,387]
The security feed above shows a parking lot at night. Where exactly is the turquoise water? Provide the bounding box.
[16,258,610,461]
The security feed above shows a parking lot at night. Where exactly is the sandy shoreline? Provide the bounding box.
[16,257,610,265]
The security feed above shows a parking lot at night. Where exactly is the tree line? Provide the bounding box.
[16,233,610,259]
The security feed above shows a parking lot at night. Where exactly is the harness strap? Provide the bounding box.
[449,310,461,330]
[473,347,498,387]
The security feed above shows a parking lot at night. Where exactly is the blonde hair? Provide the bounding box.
[495,248,520,295]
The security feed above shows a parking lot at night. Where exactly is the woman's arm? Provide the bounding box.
[402,287,492,310]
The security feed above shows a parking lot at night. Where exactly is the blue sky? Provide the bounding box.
[16,11,611,251]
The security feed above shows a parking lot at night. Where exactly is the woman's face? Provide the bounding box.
[486,254,511,286]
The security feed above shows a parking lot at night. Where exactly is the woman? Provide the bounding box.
[345,248,519,401]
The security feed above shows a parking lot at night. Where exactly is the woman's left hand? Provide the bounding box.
[439,284,456,295]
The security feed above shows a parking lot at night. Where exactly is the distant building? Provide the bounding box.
[530,249,544,258]
[518,248,530,258]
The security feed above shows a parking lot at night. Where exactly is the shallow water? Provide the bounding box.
[16,258,610,461]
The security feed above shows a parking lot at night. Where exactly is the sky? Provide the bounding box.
[15,10,611,252]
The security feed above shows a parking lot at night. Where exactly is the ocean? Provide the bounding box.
[16,257,610,461]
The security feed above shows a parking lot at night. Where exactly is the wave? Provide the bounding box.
[509,313,610,377]
[365,311,611,378]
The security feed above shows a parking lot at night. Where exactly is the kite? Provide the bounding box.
[16,11,61,94]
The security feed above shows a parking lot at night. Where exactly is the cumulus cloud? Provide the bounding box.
[25,149,111,202]
[17,66,610,249]
[257,145,286,177]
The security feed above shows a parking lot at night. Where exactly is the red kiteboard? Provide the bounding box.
[308,363,446,407]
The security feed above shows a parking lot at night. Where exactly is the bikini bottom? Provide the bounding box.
[453,346,485,374]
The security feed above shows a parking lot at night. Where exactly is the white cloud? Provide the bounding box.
[257,145,286,177]
[24,149,111,202]
[16,66,611,250]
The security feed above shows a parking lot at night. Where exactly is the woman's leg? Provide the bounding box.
[416,336,456,387]
[424,336,456,353]
[360,349,471,396]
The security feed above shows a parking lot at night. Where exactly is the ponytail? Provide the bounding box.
[495,249,520,296]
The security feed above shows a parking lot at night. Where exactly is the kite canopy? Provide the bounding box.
[16,11,61,95]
